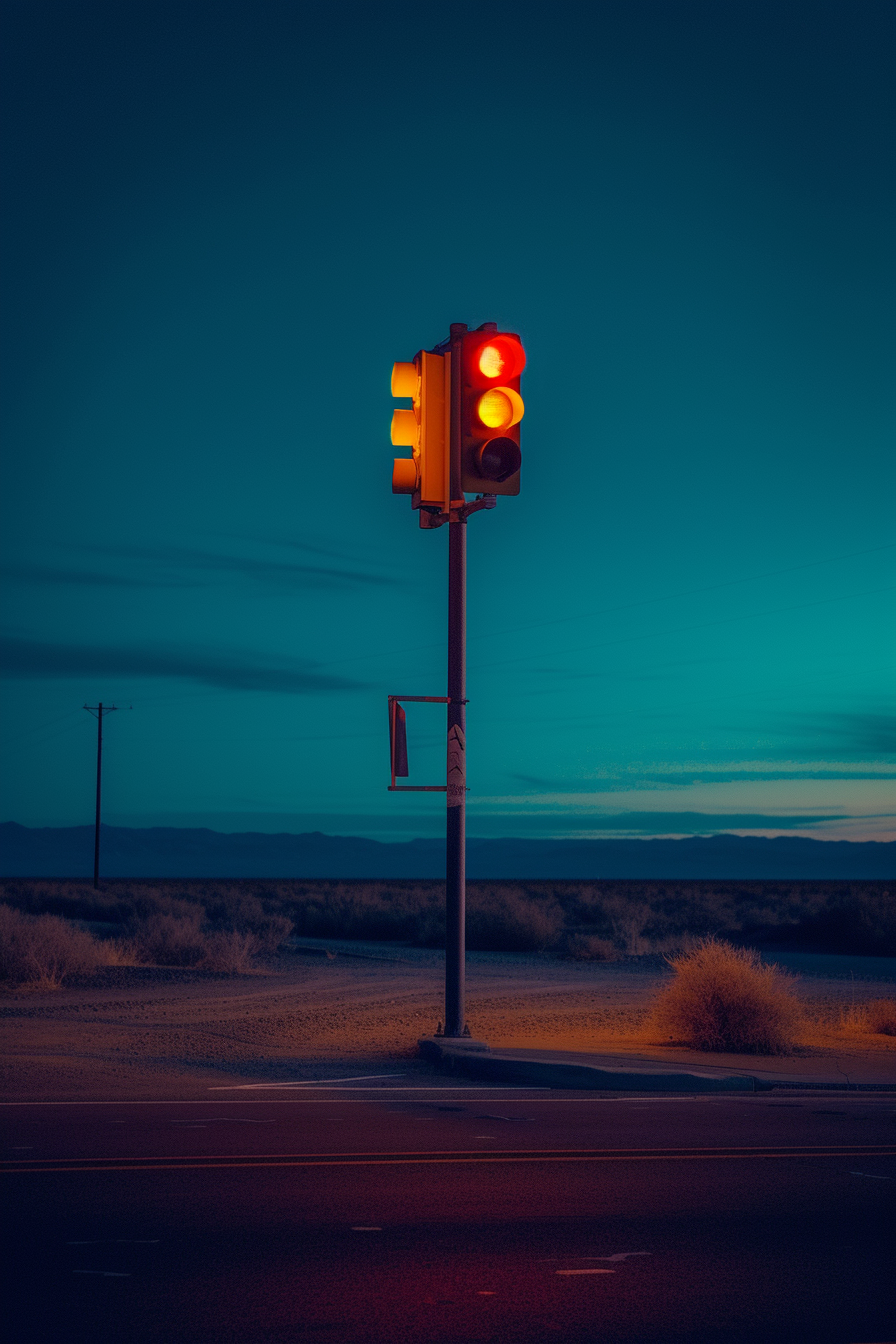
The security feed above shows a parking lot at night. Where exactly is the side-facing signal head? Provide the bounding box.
[390,350,449,510]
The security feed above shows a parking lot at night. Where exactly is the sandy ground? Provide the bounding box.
[1,941,895,1101]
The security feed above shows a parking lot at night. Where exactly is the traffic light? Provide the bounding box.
[391,350,449,513]
[459,329,525,495]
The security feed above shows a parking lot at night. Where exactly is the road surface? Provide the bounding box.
[3,1077,894,1343]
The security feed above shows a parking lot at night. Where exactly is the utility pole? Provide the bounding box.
[445,321,468,1038]
[83,703,118,888]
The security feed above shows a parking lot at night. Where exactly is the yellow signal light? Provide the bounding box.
[391,362,418,398]
[391,408,418,447]
[476,386,524,431]
[392,458,418,494]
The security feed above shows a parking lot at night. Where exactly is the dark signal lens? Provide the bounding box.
[475,437,522,482]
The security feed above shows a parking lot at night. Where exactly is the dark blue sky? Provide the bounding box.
[2,0,894,842]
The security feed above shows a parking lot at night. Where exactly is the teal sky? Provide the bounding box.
[1,0,894,844]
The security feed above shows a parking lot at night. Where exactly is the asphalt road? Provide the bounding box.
[3,1078,895,1344]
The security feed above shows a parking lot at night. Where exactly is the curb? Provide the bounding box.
[418,1039,758,1092]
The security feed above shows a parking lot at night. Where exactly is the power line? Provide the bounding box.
[0,708,83,749]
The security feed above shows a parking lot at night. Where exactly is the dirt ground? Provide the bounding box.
[2,942,895,1102]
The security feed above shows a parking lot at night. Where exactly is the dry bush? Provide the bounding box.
[201,889,293,951]
[465,887,563,952]
[84,933,138,966]
[2,878,891,961]
[651,937,802,1055]
[199,929,261,974]
[606,901,653,956]
[0,903,110,987]
[808,997,896,1040]
[554,932,618,961]
[129,911,207,967]
[864,998,896,1035]
[289,883,435,943]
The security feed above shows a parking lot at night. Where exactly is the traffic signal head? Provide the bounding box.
[459,329,525,495]
[390,350,449,513]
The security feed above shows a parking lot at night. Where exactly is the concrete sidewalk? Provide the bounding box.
[419,1037,896,1092]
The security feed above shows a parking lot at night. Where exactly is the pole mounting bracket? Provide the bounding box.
[387,694,467,791]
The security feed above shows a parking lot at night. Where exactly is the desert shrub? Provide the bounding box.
[1,878,892,960]
[651,937,802,1055]
[787,893,896,956]
[130,911,206,967]
[864,998,896,1036]
[199,929,261,974]
[200,889,293,950]
[289,883,437,944]
[605,900,653,955]
[239,912,292,952]
[466,887,563,952]
[98,936,138,966]
[554,932,618,962]
[0,903,109,987]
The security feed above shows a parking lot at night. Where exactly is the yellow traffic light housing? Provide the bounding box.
[390,349,450,516]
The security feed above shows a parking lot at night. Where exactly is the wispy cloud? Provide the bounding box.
[0,562,182,589]
[472,810,853,833]
[82,543,396,590]
[0,637,366,693]
[509,759,896,793]
[3,542,396,592]
[779,711,896,759]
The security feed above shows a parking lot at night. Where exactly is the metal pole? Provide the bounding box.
[93,702,103,890]
[445,322,468,1037]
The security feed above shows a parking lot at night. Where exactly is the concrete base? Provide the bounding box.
[418,1036,490,1059]
[419,1037,757,1091]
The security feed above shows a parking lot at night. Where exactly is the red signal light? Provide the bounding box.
[477,336,525,381]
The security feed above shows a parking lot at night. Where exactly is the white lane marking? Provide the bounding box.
[351,1226,382,1231]
[10,1146,33,1150]
[73,1270,131,1277]
[478,1115,535,1122]
[539,1254,651,1262]
[475,1136,498,1139]
[850,1171,893,1180]
[170,1118,275,1124]
[555,1268,615,1275]
[591,1253,652,1262]
[208,1074,406,1090]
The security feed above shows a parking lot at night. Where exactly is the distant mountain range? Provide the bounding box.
[0,822,893,879]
